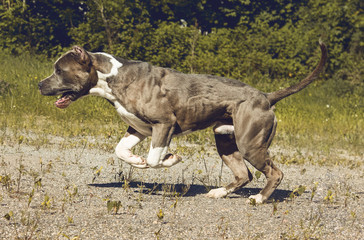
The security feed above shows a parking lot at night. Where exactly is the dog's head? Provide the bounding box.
[38,46,98,108]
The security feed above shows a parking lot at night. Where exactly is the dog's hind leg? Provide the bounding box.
[234,104,283,204]
[206,126,253,198]
[115,126,148,168]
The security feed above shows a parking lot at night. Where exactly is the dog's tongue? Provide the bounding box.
[55,95,72,109]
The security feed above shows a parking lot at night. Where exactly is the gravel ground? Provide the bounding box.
[0,141,363,240]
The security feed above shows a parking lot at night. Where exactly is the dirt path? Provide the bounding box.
[1,143,363,239]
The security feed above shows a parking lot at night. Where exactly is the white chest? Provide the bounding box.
[90,80,152,136]
[89,54,152,136]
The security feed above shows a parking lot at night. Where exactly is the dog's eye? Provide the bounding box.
[55,68,62,75]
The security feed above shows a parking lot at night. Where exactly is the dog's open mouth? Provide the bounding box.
[55,92,77,109]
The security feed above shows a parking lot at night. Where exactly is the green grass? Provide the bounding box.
[0,53,362,166]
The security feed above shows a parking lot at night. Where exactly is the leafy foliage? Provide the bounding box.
[0,0,362,94]
[1,1,362,90]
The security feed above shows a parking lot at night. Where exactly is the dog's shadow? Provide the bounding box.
[89,181,292,202]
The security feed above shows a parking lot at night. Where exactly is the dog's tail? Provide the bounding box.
[267,40,328,106]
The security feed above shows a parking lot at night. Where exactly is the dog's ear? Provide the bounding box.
[72,46,89,64]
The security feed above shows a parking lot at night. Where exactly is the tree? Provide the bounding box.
[0,0,85,55]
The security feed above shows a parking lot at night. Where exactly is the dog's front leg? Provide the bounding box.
[145,123,182,168]
[115,127,148,168]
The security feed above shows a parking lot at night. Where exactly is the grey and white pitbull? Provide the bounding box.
[38,42,327,203]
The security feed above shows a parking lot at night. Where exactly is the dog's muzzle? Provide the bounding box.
[38,80,78,109]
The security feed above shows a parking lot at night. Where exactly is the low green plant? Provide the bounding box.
[17,210,40,240]
[91,166,103,183]
[65,184,79,204]
[28,188,35,208]
[194,169,212,193]
[61,233,81,240]
[41,194,51,210]
[16,157,26,193]
[216,216,229,239]
[272,200,278,215]
[299,209,323,239]
[156,208,164,221]
[0,174,12,192]
[106,200,122,215]
[255,170,262,180]
[248,198,257,206]
[154,228,162,240]
[289,185,307,201]
[344,190,360,207]
[310,182,319,201]
[67,216,74,224]
[324,189,335,203]
[3,211,13,221]
[350,211,357,224]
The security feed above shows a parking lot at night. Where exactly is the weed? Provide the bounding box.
[92,166,103,183]
[126,204,141,215]
[272,200,278,215]
[33,177,42,189]
[255,170,262,180]
[277,154,306,165]
[67,216,74,224]
[61,233,81,240]
[16,210,40,240]
[41,194,51,210]
[350,211,357,224]
[107,200,122,214]
[16,157,26,192]
[4,211,13,221]
[181,183,191,196]
[28,189,35,208]
[323,189,334,203]
[61,184,79,212]
[72,138,88,164]
[281,208,323,240]
[194,169,213,192]
[217,216,229,239]
[107,157,115,165]
[157,208,164,221]
[154,228,162,240]
[299,208,323,239]
[344,190,360,207]
[148,183,161,195]
[65,184,79,204]
[39,158,52,174]
[288,185,306,201]
[310,182,319,201]
[0,174,12,192]
[248,198,257,206]
[0,79,12,96]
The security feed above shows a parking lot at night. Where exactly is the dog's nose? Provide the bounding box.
[38,82,43,89]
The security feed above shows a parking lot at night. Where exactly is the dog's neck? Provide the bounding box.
[89,52,121,81]
[88,52,123,102]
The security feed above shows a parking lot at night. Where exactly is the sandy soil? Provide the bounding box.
[0,142,363,239]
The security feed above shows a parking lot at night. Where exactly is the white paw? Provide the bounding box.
[131,163,149,169]
[246,193,264,204]
[129,156,148,169]
[206,187,228,198]
[161,155,182,167]
[124,155,145,165]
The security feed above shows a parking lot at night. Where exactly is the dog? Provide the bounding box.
[38,41,327,203]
